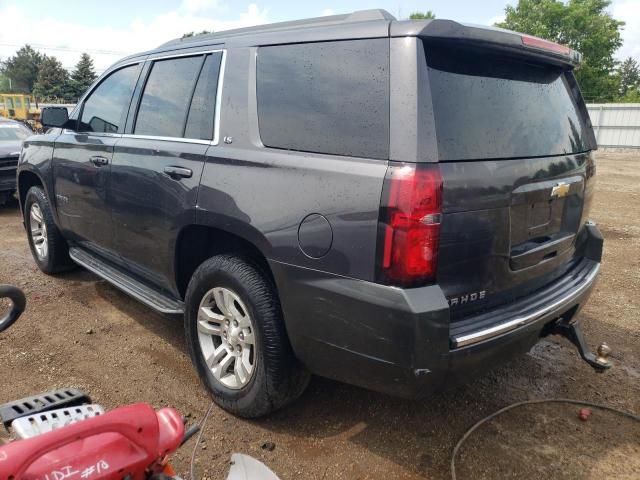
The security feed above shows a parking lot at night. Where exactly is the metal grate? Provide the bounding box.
[0,156,18,177]
[11,404,105,439]
[0,388,91,427]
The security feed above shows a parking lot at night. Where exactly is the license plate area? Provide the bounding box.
[510,176,584,270]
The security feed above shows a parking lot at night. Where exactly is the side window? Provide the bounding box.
[184,53,222,140]
[80,64,140,133]
[134,56,204,138]
[257,39,390,159]
[15,97,22,108]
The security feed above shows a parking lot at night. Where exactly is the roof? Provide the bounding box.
[110,9,579,71]
[159,9,396,48]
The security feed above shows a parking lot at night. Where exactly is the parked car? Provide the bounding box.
[17,10,605,417]
[0,117,32,205]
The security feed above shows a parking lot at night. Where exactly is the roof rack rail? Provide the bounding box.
[345,9,396,22]
[159,9,396,48]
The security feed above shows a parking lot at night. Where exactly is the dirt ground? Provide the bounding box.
[0,151,638,479]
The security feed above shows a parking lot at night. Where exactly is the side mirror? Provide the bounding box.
[41,107,70,129]
[0,285,26,332]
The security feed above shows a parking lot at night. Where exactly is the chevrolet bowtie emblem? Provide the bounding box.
[551,182,570,198]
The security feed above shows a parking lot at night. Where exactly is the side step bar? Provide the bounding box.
[69,247,184,315]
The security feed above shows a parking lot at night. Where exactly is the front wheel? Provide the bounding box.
[185,255,309,418]
[24,186,74,274]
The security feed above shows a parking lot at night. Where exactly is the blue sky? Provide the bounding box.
[1,0,638,72]
[2,0,510,28]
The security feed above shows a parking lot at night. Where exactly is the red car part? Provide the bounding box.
[0,403,185,480]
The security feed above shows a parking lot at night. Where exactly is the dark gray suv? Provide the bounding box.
[18,10,606,417]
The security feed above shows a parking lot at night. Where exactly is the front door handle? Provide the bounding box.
[163,166,192,179]
[90,156,109,167]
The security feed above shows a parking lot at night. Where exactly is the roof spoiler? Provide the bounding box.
[391,19,582,68]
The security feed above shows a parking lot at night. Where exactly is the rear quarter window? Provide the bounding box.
[257,39,389,159]
[424,42,594,161]
[184,52,222,141]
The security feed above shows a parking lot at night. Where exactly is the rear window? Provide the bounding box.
[134,56,203,138]
[424,42,593,161]
[257,39,389,159]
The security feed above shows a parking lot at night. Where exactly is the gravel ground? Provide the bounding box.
[0,151,638,479]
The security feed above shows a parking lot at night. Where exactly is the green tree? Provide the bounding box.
[0,45,45,92]
[617,57,640,98]
[33,56,70,101]
[68,53,97,100]
[0,71,11,91]
[496,0,624,102]
[620,89,640,102]
[409,11,436,20]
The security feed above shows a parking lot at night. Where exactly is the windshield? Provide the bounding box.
[424,41,596,161]
[0,123,32,142]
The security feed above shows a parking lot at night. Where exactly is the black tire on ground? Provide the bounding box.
[185,254,310,418]
[24,186,75,274]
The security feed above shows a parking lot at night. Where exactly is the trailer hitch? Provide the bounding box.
[551,321,612,372]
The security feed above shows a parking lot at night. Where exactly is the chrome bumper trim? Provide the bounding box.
[452,263,600,348]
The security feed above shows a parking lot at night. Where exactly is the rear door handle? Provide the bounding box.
[163,166,192,179]
[89,156,109,167]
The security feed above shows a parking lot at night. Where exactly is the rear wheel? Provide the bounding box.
[24,186,74,274]
[197,286,257,390]
[185,254,309,418]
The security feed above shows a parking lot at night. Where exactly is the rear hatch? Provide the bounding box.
[420,32,597,321]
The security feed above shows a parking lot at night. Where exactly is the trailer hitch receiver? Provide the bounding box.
[552,321,612,372]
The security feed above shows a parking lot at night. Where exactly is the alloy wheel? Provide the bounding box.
[30,203,48,260]
[197,287,256,389]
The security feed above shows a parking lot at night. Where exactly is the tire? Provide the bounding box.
[24,186,74,274]
[185,254,310,418]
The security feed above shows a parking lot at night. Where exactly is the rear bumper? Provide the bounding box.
[270,224,603,398]
[450,259,599,348]
[446,257,599,385]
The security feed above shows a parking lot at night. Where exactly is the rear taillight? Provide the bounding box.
[378,163,443,287]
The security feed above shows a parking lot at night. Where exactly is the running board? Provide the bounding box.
[69,247,184,315]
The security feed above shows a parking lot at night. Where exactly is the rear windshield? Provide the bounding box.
[424,42,594,161]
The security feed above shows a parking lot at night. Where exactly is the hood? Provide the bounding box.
[0,141,23,158]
